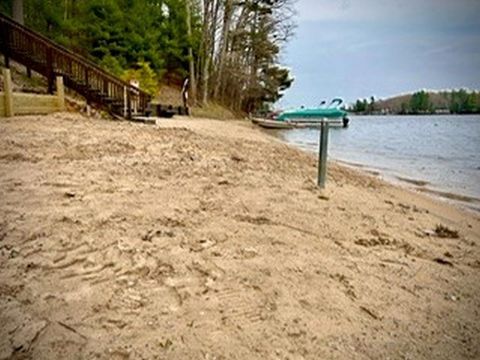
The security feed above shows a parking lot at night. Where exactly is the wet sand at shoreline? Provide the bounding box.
[336,161,480,212]
[1,113,479,359]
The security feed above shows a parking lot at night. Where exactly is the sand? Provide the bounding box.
[0,113,479,359]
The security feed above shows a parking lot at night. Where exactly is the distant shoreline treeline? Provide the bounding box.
[349,89,480,115]
[1,0,295,114]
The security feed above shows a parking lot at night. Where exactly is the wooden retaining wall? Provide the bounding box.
[0,68,65,117]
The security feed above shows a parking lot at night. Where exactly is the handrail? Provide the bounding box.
[0,12,147,94]
[0,12,151,117]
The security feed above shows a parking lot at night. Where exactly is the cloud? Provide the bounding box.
[296,0,480,25]
[279,1,480,106]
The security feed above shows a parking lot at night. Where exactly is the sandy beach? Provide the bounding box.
[0,113,479,359]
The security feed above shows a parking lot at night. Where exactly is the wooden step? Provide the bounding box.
[1,11,151,117]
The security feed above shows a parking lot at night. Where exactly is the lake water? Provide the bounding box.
[270,115,480,212]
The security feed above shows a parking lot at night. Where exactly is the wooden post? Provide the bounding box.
[84,68,89,89]
[123,86,127,118]
[0,20,9,68]
[46,47,54,94]
[56,76,65,111]
[317,120,330,188]
[3,68,14,117]
[127,89,132,119]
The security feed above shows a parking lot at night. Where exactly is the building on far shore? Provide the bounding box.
[434,109,451,115]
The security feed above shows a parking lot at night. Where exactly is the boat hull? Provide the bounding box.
[251,117,347,129]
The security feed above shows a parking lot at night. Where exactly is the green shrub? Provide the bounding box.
[122,61,158,96]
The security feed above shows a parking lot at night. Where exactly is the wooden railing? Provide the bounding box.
[0,12,150,118]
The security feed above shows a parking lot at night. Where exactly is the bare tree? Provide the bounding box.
[213,0,233,99]
[185,0,197,105]
[193,0,296,112]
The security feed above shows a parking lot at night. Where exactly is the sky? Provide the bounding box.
[279,0,480,107]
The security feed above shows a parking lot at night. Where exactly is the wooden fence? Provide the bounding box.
[0,68,65,117]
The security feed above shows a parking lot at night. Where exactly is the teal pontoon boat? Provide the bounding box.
[252,98,350,129]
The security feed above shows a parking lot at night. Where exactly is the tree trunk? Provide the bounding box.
[213,0,233,99]
[199,0,212,106]
[201,55,210,105]
[64,0,69,20]
[185,0,197,105]
[208,0,221,98]
[12,0,24,25]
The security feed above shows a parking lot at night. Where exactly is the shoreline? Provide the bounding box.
[262,126,480,214]
[1,113,479,359]
[345,113,480,116]
[333,159,480,214]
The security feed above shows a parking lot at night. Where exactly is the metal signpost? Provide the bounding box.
[317,120,330,188]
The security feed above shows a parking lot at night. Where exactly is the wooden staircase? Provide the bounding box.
[0,13,151,119]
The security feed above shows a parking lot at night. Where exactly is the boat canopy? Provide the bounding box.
[277,98,347,121]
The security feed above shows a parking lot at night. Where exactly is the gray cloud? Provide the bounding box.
[296,0,480,24]
[280,0,480,107]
